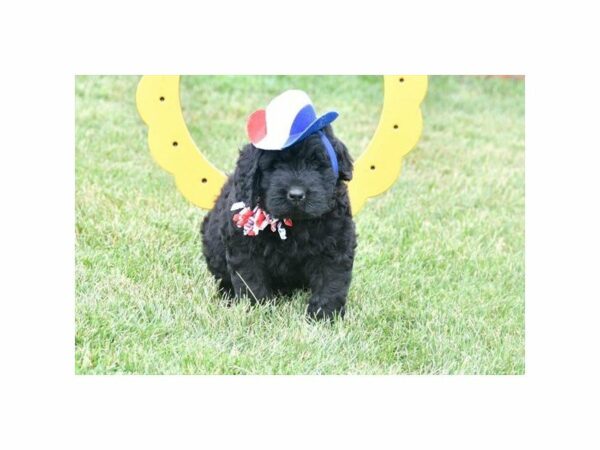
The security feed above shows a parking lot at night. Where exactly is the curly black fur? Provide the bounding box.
[201,125,357,320]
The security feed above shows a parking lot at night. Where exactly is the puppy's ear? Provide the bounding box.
[334,138,353,182]
[323,125,353,181]
[233,144,262,205]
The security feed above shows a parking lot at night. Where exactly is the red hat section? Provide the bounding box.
[246,109,267,144]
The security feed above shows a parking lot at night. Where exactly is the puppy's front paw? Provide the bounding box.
[306,301,345,322]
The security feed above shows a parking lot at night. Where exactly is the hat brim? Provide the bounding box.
[256,111,339,150]
[282,111,339,149]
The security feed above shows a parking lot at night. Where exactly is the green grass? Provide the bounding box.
[75,75,524,374]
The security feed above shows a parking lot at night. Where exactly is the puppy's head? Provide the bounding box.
[233,125,353,220]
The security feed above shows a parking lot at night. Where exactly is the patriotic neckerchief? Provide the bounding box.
[231,201,293,240]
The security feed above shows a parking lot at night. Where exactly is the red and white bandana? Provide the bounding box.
[231,201,293,240]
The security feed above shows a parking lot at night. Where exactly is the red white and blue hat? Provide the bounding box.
[246,89,339,151]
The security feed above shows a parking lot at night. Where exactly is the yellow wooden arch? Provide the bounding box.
[136,75,427,214]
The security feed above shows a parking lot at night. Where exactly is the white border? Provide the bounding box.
[2,1,599,448]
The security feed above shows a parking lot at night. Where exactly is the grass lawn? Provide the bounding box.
[75,75,524,374]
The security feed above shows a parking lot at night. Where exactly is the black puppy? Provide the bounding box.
[201,125,356,320]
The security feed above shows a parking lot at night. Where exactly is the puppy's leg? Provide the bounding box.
[306,257,353,321]
[218,278,235,300]
[227,250,272,303]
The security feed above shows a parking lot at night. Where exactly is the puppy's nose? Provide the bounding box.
[287,187,306,202]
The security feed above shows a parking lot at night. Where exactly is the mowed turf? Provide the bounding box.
[75,75,524,374]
